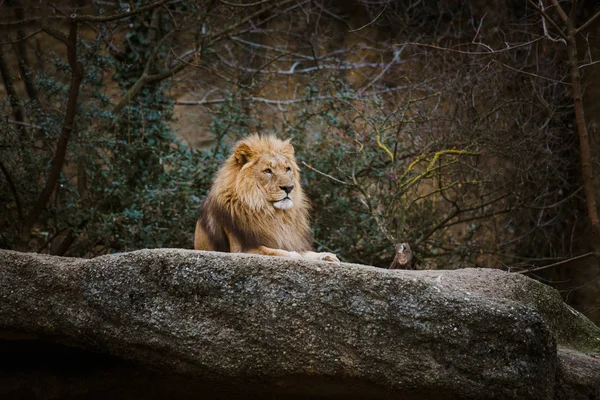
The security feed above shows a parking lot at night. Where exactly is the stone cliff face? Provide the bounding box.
[0,249,599,399]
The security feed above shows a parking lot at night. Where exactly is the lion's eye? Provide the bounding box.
[286,167,291,173]
[264,168,273,174]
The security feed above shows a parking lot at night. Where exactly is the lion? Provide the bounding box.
[194,134,339,263]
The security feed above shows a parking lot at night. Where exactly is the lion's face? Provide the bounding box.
[251,153,297,210]
[227,135,303,212]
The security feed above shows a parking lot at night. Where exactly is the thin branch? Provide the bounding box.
[516,252,595,274]
[360,46,404,93]
[349,0,389,33]
[577,8,600,33]
[526,186,583,210]
[526,0,568,40]
[113,0,298,114]
[174,86,409,106]
[6,119,45,130]
[218,57,398,74]
[42,26,69,44]
[0,17,47,29]
[72,0,173,22]
[219,0,271,6]
[579,59,600,69]
[493,60,570,84]
[415,194,510,247]
[398,149,479,190]
[443,206,513,228]
[399,38,544,56]
[113,62,188,115]
[0,29,43,45]
[301,161,350,186]
[207,0,298,46]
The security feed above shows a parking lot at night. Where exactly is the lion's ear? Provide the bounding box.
[234,143,254,165]
[282,138,295,156]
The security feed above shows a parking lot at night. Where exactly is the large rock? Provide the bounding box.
[0,249,598,399]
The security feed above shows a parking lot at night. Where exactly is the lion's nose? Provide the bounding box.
[280,185,294,194]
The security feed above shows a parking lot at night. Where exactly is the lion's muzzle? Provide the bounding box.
[273,197,294,210]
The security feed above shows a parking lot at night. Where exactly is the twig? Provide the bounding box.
[175,86,409,106]
[42,26,69,45]
[360,46,404,93]
[72,0,173,23]
[6,119,45,130]
[217,58,397,74]
[349,0,389,32]
[113,0,298,114]
[0,29,43,45]
[399,38,544,56]
[301,161,349,185]
[219,0,271,6]
[579,60,600,69]
[526,0,568,41]
[493,60,570,84]
[577,8,600,33]
[208,0,298,46]
[515,252,595,274]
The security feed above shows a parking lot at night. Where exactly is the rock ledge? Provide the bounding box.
[0,249,599,400]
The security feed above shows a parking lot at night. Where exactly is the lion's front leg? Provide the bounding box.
[302,251,340,263]
[249,246,304,259]
[247,246,339,263]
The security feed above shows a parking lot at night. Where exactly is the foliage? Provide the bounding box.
[0,1,207,255]
[0,0,585,271]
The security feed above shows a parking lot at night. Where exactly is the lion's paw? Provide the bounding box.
[286,251,304,259]
[304,251,340,263]
[319,252,340,263]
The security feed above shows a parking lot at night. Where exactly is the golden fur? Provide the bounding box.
[194,134,339,262]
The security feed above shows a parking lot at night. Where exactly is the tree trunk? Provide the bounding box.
[18,21,84,250]
[564,14,600,260]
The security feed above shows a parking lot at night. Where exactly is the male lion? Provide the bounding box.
[194,134,339,262]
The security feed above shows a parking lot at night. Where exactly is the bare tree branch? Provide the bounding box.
[174,86,409,106]
[349,0,389,33]
[207,0,299,46]
[113,0,299,114]
[73,0,174,23]
[0,29,43,45]
[516,252,594,274]
[0,159,24,223]
[526,0,568,40]
[42,26,69,44]
[219,0,272,6]
[20,20,84,246]
[6,119,45,130]
[399,38,545,55]
[576,8,600,33]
